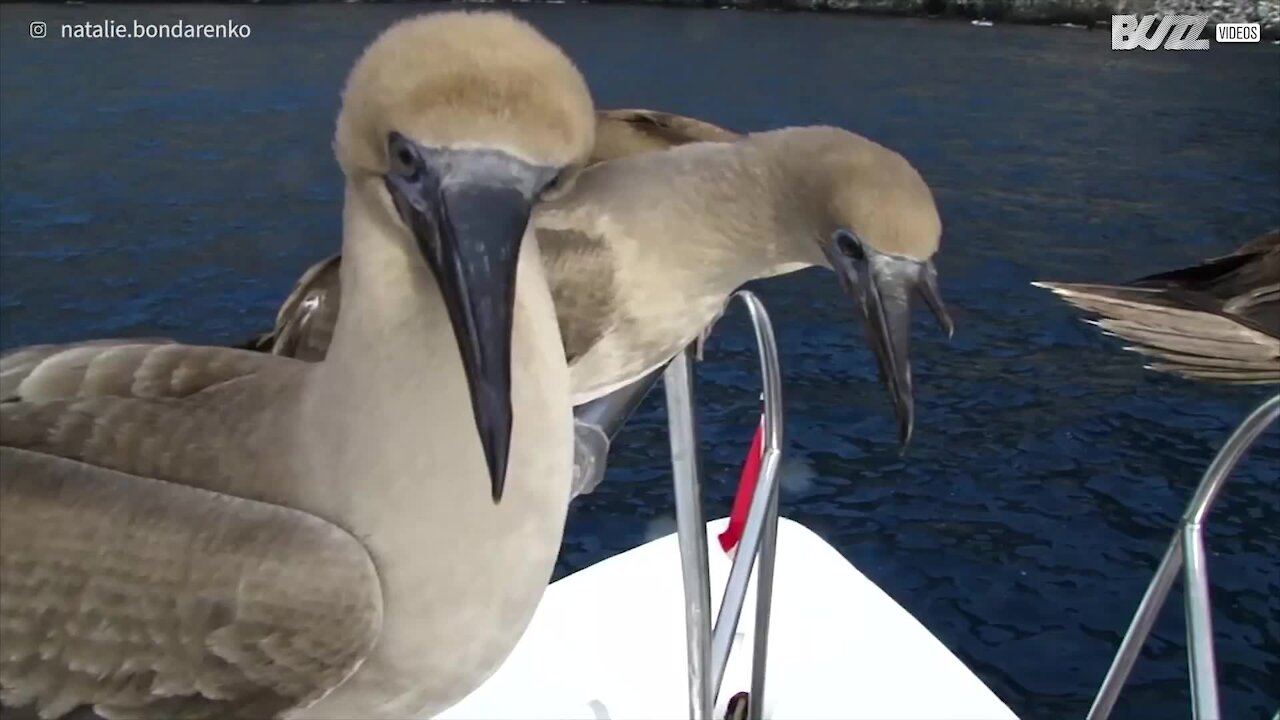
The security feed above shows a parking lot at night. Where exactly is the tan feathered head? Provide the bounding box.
[332,11,596,503]
[335,11,595,176]
[763,126,942,261]
[753,126,953,447]
[823,131,941,262]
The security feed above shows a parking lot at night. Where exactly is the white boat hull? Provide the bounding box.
[436,517,1019,720]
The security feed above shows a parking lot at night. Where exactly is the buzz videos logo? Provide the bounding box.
[1111,14,1263,50]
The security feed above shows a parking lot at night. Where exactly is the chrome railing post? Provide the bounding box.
[664,290,786,720]
[1086,542,1182,720]
[1088,393,1280,720]
[665,345,714,720]
[709,291,785,702]
[749,480,780,720]
[1181,522,1219,719]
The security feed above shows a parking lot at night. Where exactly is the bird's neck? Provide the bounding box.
[292,184,575,716]
[310,184,454,419]
[745,139,833,277]
[638,141,830,292]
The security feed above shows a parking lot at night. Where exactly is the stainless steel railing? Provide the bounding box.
[663,290,785,720]
[659,294,1280,720]
[1087,393,1280,720]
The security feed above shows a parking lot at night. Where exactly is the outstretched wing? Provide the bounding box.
[1035,281,1280,384]
[0,447,382,720]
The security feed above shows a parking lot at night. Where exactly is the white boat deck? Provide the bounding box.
[437,517,1019,720]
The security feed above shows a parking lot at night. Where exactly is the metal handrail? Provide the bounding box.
[663,290,785,720]
[1087,393,1280,720]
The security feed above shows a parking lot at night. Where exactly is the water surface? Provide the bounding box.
[1,5,1278,718]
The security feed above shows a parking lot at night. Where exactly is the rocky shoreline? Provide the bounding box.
[589,0,1280,35]
[31,0,1280,37]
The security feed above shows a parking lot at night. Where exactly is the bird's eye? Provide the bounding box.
[834,230,865,261]
[388,135,420,181]
[539,167,576,201]
[538,171,565,200]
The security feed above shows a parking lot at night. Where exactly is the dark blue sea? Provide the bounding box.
[1,4,1277,718]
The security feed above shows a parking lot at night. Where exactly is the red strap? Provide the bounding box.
[718,417,765,554]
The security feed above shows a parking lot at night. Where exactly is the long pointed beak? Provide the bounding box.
[433,183,531,502]
[387,142,544,503]
[824,229,953,448]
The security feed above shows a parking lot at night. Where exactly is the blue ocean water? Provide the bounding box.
[1,4,1277,718]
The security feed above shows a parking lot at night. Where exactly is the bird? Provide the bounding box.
[1034,228,1279,384]
[1,10,595,720]
[234,108,741,499]
[236,107,740,361]
[536,124,955,445]
[248,124,955,452]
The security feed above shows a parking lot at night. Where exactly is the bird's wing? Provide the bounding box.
[0,446,382,720]
[0,339,313,498]
[589,109,739,166]
[1222,277,1279,338]
[534,226,624,366]
[1,339,176,402]
[534,146,741,403]
[0,341,379,718]
[597,109,739,146]
[1035,281,1280,384]
[233,254,343,362]
[2,341,267,403]
[267,254,343,362]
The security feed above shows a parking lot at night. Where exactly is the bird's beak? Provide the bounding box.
[823,229,954,448]
[386,139,545,503]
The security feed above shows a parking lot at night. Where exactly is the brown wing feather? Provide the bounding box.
[0,341,308,513]
[1,340,177,403]
[0,447,382,720]
[591,109,738,165]
[266,254,342,362]
[229,255,342,363]
[1034,279,1280,384]
[1034,229,1280,384]
[1,342,287,487]
[0,342,372,719]
[536,227,624,364]
[1,343,278,406]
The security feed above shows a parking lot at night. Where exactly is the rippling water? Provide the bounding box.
[1,4,1277,718]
